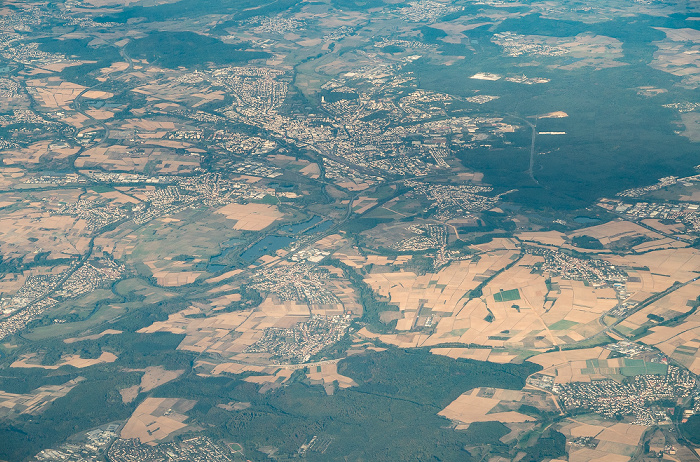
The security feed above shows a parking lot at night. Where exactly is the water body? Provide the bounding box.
[280,216,323,234]
[279,216,334,236]
[240,235,294,262]
[305,219,333,234]
[574,216,601,224]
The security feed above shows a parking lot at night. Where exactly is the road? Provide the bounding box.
[591,277,699,342]
[70,45,135,146]
[598,204,694,244]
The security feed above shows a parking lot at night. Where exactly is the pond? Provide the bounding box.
[574,216,601,225]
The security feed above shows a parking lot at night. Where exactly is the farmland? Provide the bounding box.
[0,0,699,460]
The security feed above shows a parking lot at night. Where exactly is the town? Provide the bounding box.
[246,314,352,364]
[554,366,697,425]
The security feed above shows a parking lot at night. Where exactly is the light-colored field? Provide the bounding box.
[82,90,114,99]
[535,111,569,119]
[568,219,662,246]
[0,377,84,417]
[64,329,122,343]
[517,231,565,247]
[364,249,518,315]
[431,347,504,363]
[59,112,89,129]
[85,109,113,120]
[75,145,200,173]
[439,388,540,425]
[210,293,242,308]
[132,78,225,107]
[597,423,647,445]
[152,270,202,287]
[139,300,307,364]
[679,112,700,142]
[25,77,85,109]
[0,205,89,260]
[120,397,196,444]
[299,163,321,178]
[357,247,616,352]
[216,203,283,230]
[641,218,685,235]
[206,269,243,284]
[243,367,295,393]
[619,279,700,333]
[636,86,667,97]
[10,352,117,369]
[529,347,609,370]
[496,33,625,70]
[2,140,79,165]
[139,265,359,367]
[558,418,649,462]
[314,234,349,252]
[120,366,184,403]
[532,351,667,384]
[306,361,357,394]
[651,29,700,87]
[0,270,28,294]
[639,313,700,373]
[605,247,700,295]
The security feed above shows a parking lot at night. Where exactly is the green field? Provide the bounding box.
[548,320,579,330]
[579,358,668,378]
[494,289,521,302]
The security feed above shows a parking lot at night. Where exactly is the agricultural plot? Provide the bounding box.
[568,220,665,249]
[75,145,200,173]
[0,207,89,260]
[120,397,197,444]
[606,247,700,293]
[0,377,84,418]
[216,203,284,231]
[529,347,666,384]
[493,289,520,303]
[64,329,122,343]
[131,77,226,108]
[651,27,700,88]
[2,141,79,166]
[25,77,85,110]
[360,248,616,353]
[140,285,355,368]
[119,366,185,404]
[638,315,700,374]
[10,352,117,370]
[439,387,556,428]
[618,279,700,334]
[558,418,648,462]
[117,211,241,282]
[306,361,358,395]
[492,32,626,70]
